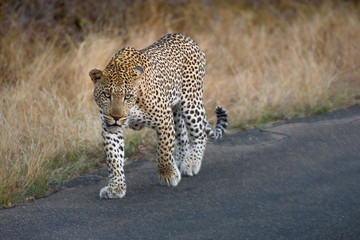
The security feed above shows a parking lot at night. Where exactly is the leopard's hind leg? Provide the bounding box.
[173,104,190,168]
[179,100,207,176]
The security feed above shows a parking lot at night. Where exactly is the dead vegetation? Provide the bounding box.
[1,0,359,207]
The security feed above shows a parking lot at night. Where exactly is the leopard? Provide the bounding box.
[89,33,228,199]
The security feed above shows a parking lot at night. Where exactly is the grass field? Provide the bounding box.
[1,0,360,207]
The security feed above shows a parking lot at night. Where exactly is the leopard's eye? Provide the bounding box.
[103,92,111,99]
[124,94,132,100]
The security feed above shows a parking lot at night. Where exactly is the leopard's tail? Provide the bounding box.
[204,106,228,140]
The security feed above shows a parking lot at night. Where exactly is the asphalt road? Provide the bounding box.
[1,105,360,240]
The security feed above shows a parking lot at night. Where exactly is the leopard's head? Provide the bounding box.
[89,47,145,128]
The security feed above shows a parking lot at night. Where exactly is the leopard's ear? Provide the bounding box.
[133,66,144,78]
[89,68,103,84]
[132,66,144,86]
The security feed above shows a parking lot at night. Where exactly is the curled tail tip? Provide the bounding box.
[215,105,225,112]
[207,105,228,140]
[215,105,228,128]
[215,106,227,117]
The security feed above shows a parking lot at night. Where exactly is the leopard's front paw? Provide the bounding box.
[159,166,181,187]
[99,185,126,199]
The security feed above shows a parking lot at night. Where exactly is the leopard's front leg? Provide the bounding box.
[156,116,181,187]
[99,127,126,199]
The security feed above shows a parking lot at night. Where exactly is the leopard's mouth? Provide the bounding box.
[107,122,121,127]
[104,122,124,132]
[105,117,128,128]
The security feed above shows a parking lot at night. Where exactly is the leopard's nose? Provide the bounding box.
[112,116,121,121]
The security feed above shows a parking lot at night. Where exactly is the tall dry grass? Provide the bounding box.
[202,4,360,125]
[1,0,360,206]
[0,34,107,205]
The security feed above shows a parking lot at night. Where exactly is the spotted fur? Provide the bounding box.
[89,33,228,199]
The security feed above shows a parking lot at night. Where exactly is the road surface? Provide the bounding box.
[1,105,360,239]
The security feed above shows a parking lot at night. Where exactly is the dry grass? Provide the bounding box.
[1,0,360,206]
[202,4,360,126]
